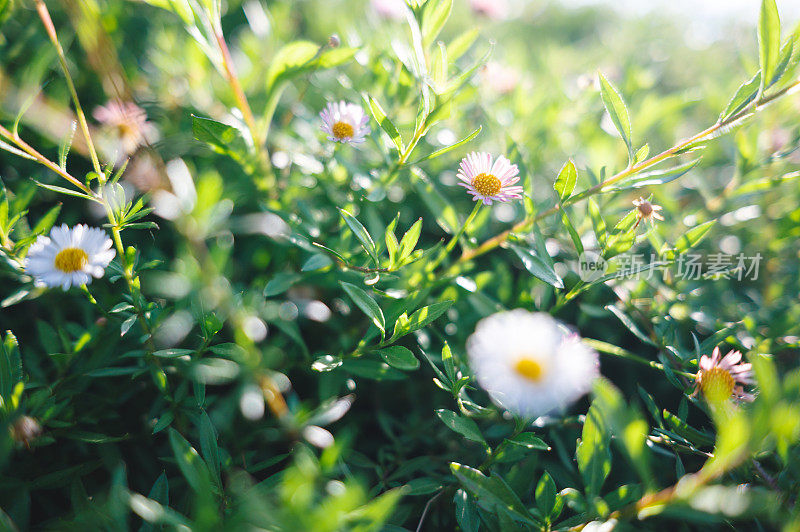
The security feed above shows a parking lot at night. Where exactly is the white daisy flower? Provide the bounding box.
[456,152,524,206]
[466,310,599,418]
[25,224,116,290]
[319,101,371,145]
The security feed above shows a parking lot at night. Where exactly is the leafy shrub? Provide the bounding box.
[0,0,799,529]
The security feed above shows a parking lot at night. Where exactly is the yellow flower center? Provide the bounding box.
[699,367,735,403]
[472,172,501,197]
[54,247,88,273]
[331,121,355,139]
[514,358,545,382]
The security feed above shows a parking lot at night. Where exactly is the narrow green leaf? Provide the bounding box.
[31,204,61,236]
[367,96,403,154]
[509,243,564,289]
[554,159,577,200]
[672,220,717,255]
[588,198,607,248]
[340,281,386,335]
[598,72,633,160]
[758,0,781,93]
[198,411,221,484]
[506,433,550,450]
[421,0,453,48]
[398,218,423,261]
[167,429,212,493]
[265,40,357,96]
[435,409,485,444]
[376,346,419,371]
[450,463,541,527]
[576,405,611,498]
[338,208,379,264]
[720,72,762,122]
[413,126,481,164]
[535,472,557,518]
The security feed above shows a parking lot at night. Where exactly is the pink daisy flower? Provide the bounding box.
[94,101,157,158]
[456,152,524,206]
[319,101,371,145]
[370,0,407,20]
[469,0,509,19]
[695,346,755,403]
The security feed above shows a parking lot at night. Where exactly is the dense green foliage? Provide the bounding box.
[1,0,800,530]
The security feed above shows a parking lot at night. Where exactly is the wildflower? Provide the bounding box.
[469,0,509,19]
[25,224,115,290]
[319,101,371,145]
[94,101,157,159]
[633,197,664,228]
[481,61,520,95]
[457,152,523,205]
[695,347,755,403]
[370,0,407,20]
[466,310,599,418]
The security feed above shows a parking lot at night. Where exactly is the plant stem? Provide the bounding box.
[35,0,104,181]
[458,78,800,264]
[0,124,94,196]
[584,338,696,379]
[110,226,156,353]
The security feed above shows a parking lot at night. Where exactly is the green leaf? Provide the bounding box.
[167,429,213,494]
[31,204,61,237]
[592,380,653,488]
[265,41,357,96]
[139,0,195,25]
[198,411,221,484]
[413,126,481,164]
[509,243,564,289]
[301,253,332,272]
[720,72,762,122]
[412,170,459,234]
[341,358,406,381]
[576,405,611,498]
[554,160,577,200]
[0,0,13,26]
[376,346,419,371]
[454,489,481,532]
[338,208,379,265]
[598,72,633,161]
[668,220,716,257]
[152,348,194,358]
[367,96,403,154]
[608,158,701,192]
[447,28,479,62]
[450,463,541,527]
[398,218,423,261]
[191,115,249,161]
[505,433,550,450]
[340,282,386,335]
[588,198,607,248]
[535,472,557,518]
[0,331,21,403]
[435,409,485,444]
[421,0,453,48]
[264,273,302,297]
[390,300,453,342]
[33,181,94,201]
[758,0,781,94]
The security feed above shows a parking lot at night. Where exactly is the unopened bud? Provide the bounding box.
[328,34,340,48]
[11,416,42,448]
